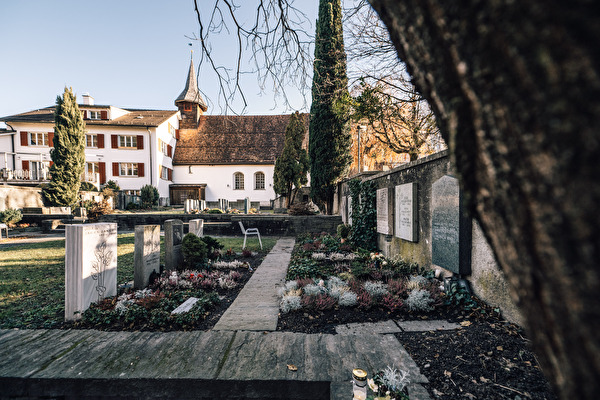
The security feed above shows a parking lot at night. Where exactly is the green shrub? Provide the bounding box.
[200,235,224,257]
[182,233,208,269]
[0,208,22,226]
[79,182,98,192]
[82,199,112,222]
[103,180,120,191]
[140,185,159,208]
[207,208,223,214]
[126,202,141,210]
[336,223,350,239]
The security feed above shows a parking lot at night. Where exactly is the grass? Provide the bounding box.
[0,234,278,329]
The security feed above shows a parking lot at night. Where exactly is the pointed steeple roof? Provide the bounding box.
[175,57,208,111]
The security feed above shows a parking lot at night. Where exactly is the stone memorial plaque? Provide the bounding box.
[65,223,117,321]
[347,196,352,226]
[165,219,184,271]
[431,175,472,274]
[341,196,347,224]
[134,225,160,289]
[395,183,418,241]
[376,188,390,234]
[189,219,204,237]
[171,297,199,314]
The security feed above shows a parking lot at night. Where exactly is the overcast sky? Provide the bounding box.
[0,0,318,119]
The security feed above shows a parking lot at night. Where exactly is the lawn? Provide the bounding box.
[0,234,277,329]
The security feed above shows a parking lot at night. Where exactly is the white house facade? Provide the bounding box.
[0,58,307,207]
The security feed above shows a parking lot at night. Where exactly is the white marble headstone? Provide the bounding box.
[189,219,204,237]
[395,183,418,241]
[134,225,160,289]
[376,188,390,234]
[65,223,117,321]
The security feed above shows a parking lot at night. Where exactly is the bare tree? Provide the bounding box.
[192,0,313,113]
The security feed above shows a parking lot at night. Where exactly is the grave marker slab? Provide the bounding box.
[189,219,204,237]
[376,188,390,234]
[171,297,199,314]
[395,183,418,242]
[65,223,117,321]
[164,219,184,271]
[347,196,352,226]
[431,175,472,274]
[134,225,160,289]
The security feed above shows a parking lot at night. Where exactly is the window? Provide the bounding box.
[120,163,138,176]
[86,134,98,148]
[161,166,169,180]
[234,172,244,190]
[119,135,137,148]
[89,111,101,120]
[29,132,48,146]
[254,171,265,190]
[159,139,168,155]
[184,103,192,111]
[86,162,99,175]
[168,123,176,137]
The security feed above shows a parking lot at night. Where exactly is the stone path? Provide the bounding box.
[0,236,462,399]
[213,236,295,331]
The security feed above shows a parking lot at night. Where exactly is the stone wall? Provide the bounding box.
[98,213,342,236]
[337,151,523,325]
[0,185,44,212]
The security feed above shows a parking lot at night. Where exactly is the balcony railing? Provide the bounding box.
[1,168,99,188]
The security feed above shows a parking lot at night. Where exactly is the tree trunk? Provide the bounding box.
[368,1,600,398]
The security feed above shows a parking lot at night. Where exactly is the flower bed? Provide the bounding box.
[277,233,474,333]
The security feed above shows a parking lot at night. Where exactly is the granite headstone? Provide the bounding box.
[376,188,390,234]
[133,225,160,289]
[431,175,472,274]
[164,219,184,271]
[395,182,418,242]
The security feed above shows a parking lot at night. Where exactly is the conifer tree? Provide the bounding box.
[273,112,309,208]
[42,87,86,207]
[308,0,352,214]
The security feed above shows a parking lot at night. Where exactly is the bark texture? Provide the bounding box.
[367,0,600,398]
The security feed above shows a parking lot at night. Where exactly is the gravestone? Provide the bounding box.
[376,188,390,234]
[218,198,229,211]
[189,219,204,237]
[244,197,250,214]
[431,175,472,275]
[199,200,206,211]
[347,196,352,225]
[171,297,199,314]
[341,196,347,224]
[164,219,184,271]
[65,223,117,321]
[184,199,191,214]
[395,183,418,242]
[133,225,160,289]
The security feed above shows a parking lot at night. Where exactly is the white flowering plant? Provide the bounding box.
[367,366,410,400]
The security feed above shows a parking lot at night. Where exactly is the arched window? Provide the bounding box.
[254,171,265,190]
[234,172,244,190]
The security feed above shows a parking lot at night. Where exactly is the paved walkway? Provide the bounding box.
[0,236,460,399]
[213,237,295,331]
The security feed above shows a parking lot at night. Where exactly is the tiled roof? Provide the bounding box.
[173,114,309,165]
[0,107,178,127]
[174,59,208,111]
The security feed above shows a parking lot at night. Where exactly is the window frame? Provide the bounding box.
[86,134,98,148]
[119,162,138,177]
[119,135,138,148]
[89,110,101,120]
[29,132,48,147]
[254,171,265,190]
[233,172,245,190]
[160,166,169,180]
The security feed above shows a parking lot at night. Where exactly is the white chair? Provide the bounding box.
[238,221,262,249]
[0,223,7,239]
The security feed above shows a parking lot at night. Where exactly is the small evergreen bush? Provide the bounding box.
[338,291,358,307]
[280,295,302,313]
[0,208,22,226]
[182,233,208,269]
[140,185,159,208]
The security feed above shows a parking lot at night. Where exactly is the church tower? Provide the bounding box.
[175,57,207,129]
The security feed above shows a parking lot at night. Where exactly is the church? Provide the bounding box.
[0,58,303,208]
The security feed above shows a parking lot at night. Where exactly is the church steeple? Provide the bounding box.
[175,55,207,128]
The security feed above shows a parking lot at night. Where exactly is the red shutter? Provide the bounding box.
[137,163,145,177]
[100,110,108,120]
[22,160,29,170]
[167,145,172,157]
[99,162,106,184]
[97,134,105,149]
[49,161,54,167]
[48,132,54,147]
[111,135,118,148]
[112,162,119,176]
[83,110,88,119]
[137,135,144,150]
[175,129,180,140]
[168,168,172,181]
[20,132,28,146]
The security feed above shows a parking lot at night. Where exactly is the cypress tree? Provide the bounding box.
[308,0,352,214]
[273,112,309,208]
[42,87,86,207]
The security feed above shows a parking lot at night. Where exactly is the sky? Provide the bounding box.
[0,0,318,120]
